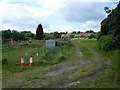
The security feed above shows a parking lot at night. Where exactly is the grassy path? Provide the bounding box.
[40,39,111,88]
[2,39,113,88]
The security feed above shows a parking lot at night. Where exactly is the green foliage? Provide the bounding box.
[85,30,95,33]
[51,31,61,39]
[2,58,8,65]
[71,31,77,34]
[101,4,120,36]
[74,35,80,38]
[2,29,35,42]
[64,33,75,38]
[95,32,101,40]
[104,6,111,14]
[98,35,117,51]
[77,31,82,34]
[80,35,87,38]
[100,3,120,51]
[88,34,96,39]
[36,24,44,40]
[2,29,11,40]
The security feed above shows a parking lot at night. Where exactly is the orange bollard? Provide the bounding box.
[29,55,34,67]
[20,55,25,67]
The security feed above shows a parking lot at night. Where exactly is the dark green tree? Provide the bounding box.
[2,29,11,40]
[104,6,111,14]
[100,3,120,37]
[99,3,120,50]
[71,31,77,34]
[77,31,82,34]
[85,30,95,33]
[36,24,44,40]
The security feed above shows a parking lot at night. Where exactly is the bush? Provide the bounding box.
[98,35,116,51]
[88,34,96,39]
[80,35,87,38]
[2,58,8,65]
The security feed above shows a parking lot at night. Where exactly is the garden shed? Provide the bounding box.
[46,40,57,48]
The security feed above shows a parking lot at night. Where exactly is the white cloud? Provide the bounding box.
[0,0,51,33]
[45,25,81,33]
[0,0,114,33]
[58,2,105,23]
[86,21,100,28]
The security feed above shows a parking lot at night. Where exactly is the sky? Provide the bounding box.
[0,0,117,33]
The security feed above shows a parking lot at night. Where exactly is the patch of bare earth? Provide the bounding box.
[49,69,106,88]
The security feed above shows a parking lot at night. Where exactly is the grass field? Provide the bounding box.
[2,39,120,88]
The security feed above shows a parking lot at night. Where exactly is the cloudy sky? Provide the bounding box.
[0,0,117,33]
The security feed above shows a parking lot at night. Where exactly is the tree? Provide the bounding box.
[36,24,44,40]
[88,34,96,39]
[71,31,77,34]
[21,31,35,40]
[12,32,20,41]
[85,30,95,33]
[104,6,112,14]
[2,29,11,40]
[77,31,82,34]
[51,31,61,39]
[101,3,120,37]
[99,3,120,50]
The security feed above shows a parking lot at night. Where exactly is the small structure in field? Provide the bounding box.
[46,40,57,48]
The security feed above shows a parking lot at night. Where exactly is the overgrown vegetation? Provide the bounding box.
[99,3,120,51]
[98,35,116,51]
[2,40,74,70]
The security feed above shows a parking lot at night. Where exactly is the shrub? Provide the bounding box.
[80,35,87,38]
[98,35,116,51]
[88,34,96,39]
[2,58,8,65]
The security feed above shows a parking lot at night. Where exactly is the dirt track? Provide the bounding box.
[38,42,111,88]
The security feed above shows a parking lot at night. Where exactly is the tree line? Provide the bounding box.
[1,23,96,42]
[1,30,35,42]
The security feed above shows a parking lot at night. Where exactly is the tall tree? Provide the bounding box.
[36,24,44,40]
[99,3,120,50]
